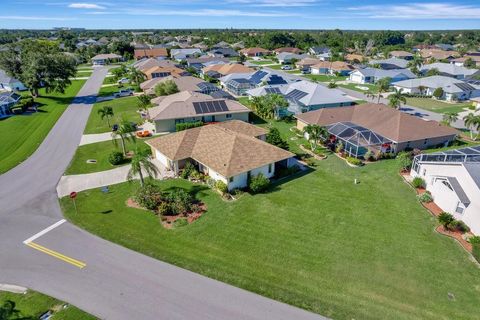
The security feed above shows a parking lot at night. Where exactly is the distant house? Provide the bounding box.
[134,48,168,60]
[276,53,308,64]
[247,80,354,115]
[207,47,239,58]
[296,57,322,71]
[310,61,355,76]
[142,65,189,80]
[170,48,202,61]
[435,43,456,51]
[274,47,302,54]
[349,68,416,84]
[392,76,480,102]
[186,56,229,71]
[0,91,21,118]
[451,55,480,67]
[410,146,480,235]
[420,63,479,80]
[133,58,180,73]
[146,120,296,191]
[201,63,255,78]
[389,50,414,60]
[239,47,270,57]
[344,54,365,64]
[368,57,409,70]
[308,47,331,61]
[91,53,122,66]
[141,76,219,96]
[0,69,26,91]
[295,103,458,157]
[420,49,460,61]
[220,70,288,96]
[148,91,251,132]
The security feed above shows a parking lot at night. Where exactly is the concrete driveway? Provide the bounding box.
[0,67,327,320]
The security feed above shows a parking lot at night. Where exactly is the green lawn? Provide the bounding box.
[0,80,86,174]
[84,96,142,134]
[405,98,473,114]
[60,155,480,320]
[250,60,274,65]
[0,290,96,320]
[304,74,348,82]
[338,82,378,93]
[75,70,93,77]
[65,139,149,175]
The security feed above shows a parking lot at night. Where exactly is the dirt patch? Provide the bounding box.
[126,198,148,211]
[161,203,207,229]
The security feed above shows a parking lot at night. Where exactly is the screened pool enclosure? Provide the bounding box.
[412,145,480,173]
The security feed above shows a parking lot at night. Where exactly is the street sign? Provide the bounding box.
[69,191,77,199]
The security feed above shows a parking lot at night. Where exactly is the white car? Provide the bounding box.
[281,65,292,70]
[117,78,130,84]
[114,89,133,98]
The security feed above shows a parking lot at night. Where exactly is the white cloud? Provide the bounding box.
[68,3,106,9]
[225,0,317,7]
[348,3,480,19]
[90,8,301,17]
[0,15,75,21]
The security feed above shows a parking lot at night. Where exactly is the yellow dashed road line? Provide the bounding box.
[25,242,86,269]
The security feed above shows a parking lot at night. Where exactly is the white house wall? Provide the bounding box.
[154,112,250,133]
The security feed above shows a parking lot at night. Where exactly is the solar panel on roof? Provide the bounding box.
[197,82,215,90]
[285,89,308,101]
[250,70,268,84]
[466,79,480,86]
[265,87,281,94]
[267,75,287,85]
[455,82,476,91]
[192,100,228,114]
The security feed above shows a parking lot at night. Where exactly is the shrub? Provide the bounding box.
[108,151,124,165]
[346,157,363,166]
[364,150,375,161]
[266,127,289,150]
[180,161,195,179]
[447,220,470,233]
[176,121,203,132]
[157,201,171,216]
[433,87,444,99]
[134,183,165,210]
[417,192,433,203]
[335,141,344,154]
[215,180,228,194]
[249,173,270,194]
[166,188,193,215]
[412,177,426,189]
[397,151,412,171]
[438,212,454,228]
[469,236,480,245]
[190,170,204,181]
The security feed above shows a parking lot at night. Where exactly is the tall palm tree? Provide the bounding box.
[375,77,391,103]
[303,124,328,151]
[407,54,423,74]
[250,96,264,117]
[127,149,159,187]
[442,112,459,127]
[112,120,136,156]
[136,94,152,119]
[129,67,146,85]
[388,88,407,110]
[463,113,480,140]
[267,94,288,119]
[97,106,114,127]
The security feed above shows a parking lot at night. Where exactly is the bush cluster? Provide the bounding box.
[108,151,124,165]
[215,180,228,194]
[176,121,203,132]
[346,157,363,166]
[249,173,270,194]
[134,183,165,210]
[134,183,196,216]
[417,192,433,203]
[412,177,425,189]
[364,150,375,161]
[438,212,470,233]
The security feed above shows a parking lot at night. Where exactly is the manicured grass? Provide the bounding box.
[338,82,378,93]
[65,139,149,175]
[60,156,480,320]
[258,120,307,155]
[304,74,348,82]
[250,60,274,65]
[75,70,93,77]
[0,80,86,174]
[267,64,285,70]
[84,96,142,134]
[0,290,96,320]
[405,97,472,114]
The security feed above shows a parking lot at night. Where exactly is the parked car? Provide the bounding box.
[301,69,311,74]
[114,88,133,98]
[117,78,130,84]
[136,130,151,138]
[281,65,292,70]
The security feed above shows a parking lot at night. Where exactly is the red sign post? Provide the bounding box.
[70,191,78,214]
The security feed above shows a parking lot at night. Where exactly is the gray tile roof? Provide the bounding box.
[446,177,471,206]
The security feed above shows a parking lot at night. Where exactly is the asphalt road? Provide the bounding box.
[0,67,327,320]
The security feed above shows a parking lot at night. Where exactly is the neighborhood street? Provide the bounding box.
[0,67,326,320]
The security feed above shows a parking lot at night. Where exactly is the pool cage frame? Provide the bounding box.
[412,145,480,173]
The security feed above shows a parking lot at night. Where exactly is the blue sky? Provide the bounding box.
[1,1,480,30]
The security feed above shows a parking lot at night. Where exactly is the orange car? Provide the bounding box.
[136,130,151,138]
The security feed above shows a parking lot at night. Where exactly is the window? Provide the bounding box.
[268,163,272,174]
[229,177,234,183]
[455,202,464,214]
[226,114,232,119]
[441,180,453,191]
[424,139,428,145]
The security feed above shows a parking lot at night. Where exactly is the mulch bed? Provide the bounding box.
[299,145,327,160]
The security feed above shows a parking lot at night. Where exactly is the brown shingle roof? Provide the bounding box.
[311,61,355,71]
[274,47,302,54]
[146,121,293,177]
[134,48,168,59]
[143,65,186,79]
[295,103,458,143]
[239,47,270,55]
[344,54,365,63]
[141,76,206,94]
[201,63,254,76]
[389,50,414,58]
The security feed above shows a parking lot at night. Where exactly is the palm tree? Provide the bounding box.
[136,94,152,119]
[375,77,391,103]
[127,149,159,187]
[388,88,407,110]
[442,112,459,127]
[365,90,376,101]
[250,96,264,117]
[267,94,288,119]
[407,54,423,74]
[129,67,146,85]
[112,120,136,156]
[303,124,328,151]
[97,106,114,127]
[463,113,480,140]
[418,85,426,96]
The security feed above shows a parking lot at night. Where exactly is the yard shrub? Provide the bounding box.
[266,127,289,150]
[157,202,171,216]
[412,177,426,189]
[166,188,193,215]
[447,220,470,233]
[433,87,444,99]
[438,212,454,228]
[134,183,165,210]
[417,192,433,203]
[180,161,195,179]
[215,180,228,194]
[176,121,203,132]
[108,151,124,165]
[346,157,363,166]
[335,141,344,154]
[397,151,412,171]
[364,150,375,161]
[249,173,270,194]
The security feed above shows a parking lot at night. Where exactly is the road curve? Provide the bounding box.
[0,67,327,320]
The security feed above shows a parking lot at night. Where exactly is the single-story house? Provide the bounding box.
[142,65,189,80]
[146,120,295,191]
[308,47,331,60]
[247,80,354,115]
[141,76,219,96]
[0,69,26,91]
[295,103,458,157]
[310,61,355,76]
[276,52,308,64]
[239,47,270,57]
[201,63,255,78]
[186,56,229,71]
[420,49,460,61]
[170,48,202,61]
[211,41,231,49]
[420,63,479,80]
[349,68,416,84]
[207,48,239,58]
[0,91,21,118]
[344,54,365,64]
[134,48,168,60]
[133,58,181,73]
[392,76,480,102]
[410,146,480,235]
[148,91,250,132]
[389,50,414,60]
[451,55,480,67]
[220,70,288,96]
[274,47,302,54]
[368,57,409,70]
[91,53,122,65]
[296,57,322,71]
